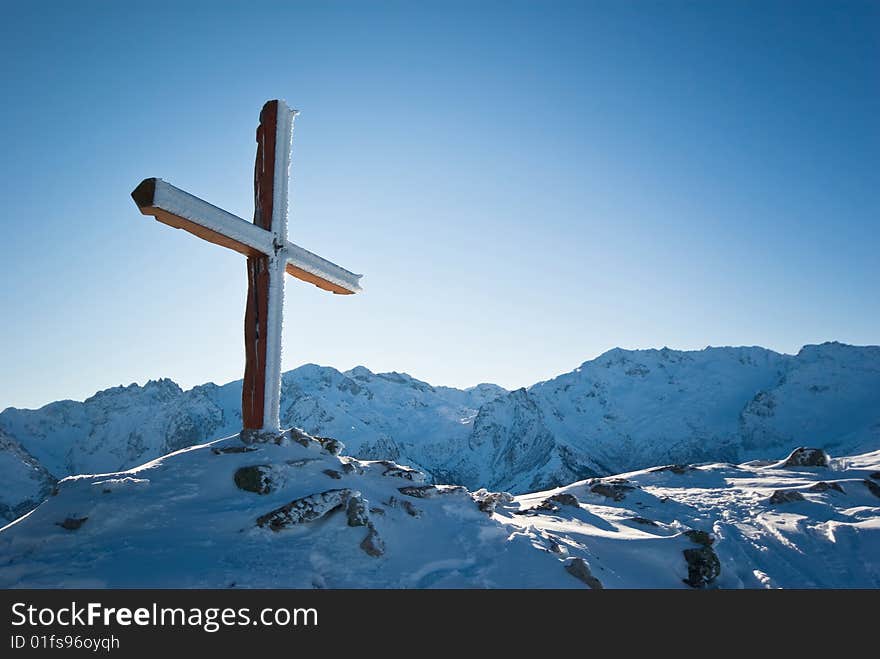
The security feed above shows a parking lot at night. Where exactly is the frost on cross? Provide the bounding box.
[131,100,363,439]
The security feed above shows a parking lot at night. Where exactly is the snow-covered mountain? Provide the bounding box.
[1,429,878,588]
[1,342,879,522]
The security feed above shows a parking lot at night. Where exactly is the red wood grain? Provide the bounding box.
[242,101,278,429]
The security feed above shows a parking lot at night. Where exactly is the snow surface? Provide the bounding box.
[0,430,877,588]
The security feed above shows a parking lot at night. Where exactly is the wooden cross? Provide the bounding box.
[131,100,362,438]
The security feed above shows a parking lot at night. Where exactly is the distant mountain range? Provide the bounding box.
[1,341,878,521]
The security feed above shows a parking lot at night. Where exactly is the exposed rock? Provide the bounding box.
[870,472,880,481]
[589,479,635,502]
[341,461,363,475]
[684,529,714,546]
[768,489,806,504]
[649,464,695,475]
[360,525,385,557]
[369,507,386,516]
[563,557,603,589]
[809,481,845,494]
[315,436,344,456]
[241,428,282,445]
[864,479,880,498]
[234,465,273,495]
[545,535,566,554]
[782,447,830,468]
[536,493,581,511]
[630,516,658,527]
[212,445,258,455]
[470,488,514,514]
[398,485,438,498]
[376,460,425,482]
[386,496,420,517]
[345,494,370,527]
[56,517,88,531]
[257,489,353,531]
[683,546,721,588]
[323,469,342,480]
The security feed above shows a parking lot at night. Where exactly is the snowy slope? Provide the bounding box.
[454,343,880,491]
[1,342,879,521]
[0,429,56,522]
[0,429,877,588]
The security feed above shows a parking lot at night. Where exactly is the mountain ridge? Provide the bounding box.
[1,341,878,521]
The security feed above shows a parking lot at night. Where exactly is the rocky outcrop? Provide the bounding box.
[470,489,514,514]
[782,447,830,468]
[769,489,806,504]
[809,481,845,493]
[564,557,603,589]
[649,464,696,475]
[683,546,721,588]
[234,465,274,494]
[589,479,636,501]
[256,489,354,530]
[684,529,714,546]
[56,517,88,531]
[536,493,580,511]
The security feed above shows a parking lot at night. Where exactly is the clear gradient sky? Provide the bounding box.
[1,1,878,410]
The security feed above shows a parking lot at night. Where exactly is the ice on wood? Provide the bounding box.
[130,99,363,434]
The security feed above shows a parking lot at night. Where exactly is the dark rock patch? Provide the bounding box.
[630,516,659,527]
[212,445,258,455]
[234,465,273,495]
[534,493,581,512]
[589,480,635,502]
[279,428,313,448]
[360,525,385,557]
[683,546,721,588]
[471,489,514,514]
[376,460,423,481]
[56,517,88,531]
[257,489,352,531]
[809,481,845,494]
[869,472,880,481]
[864,479,880,498]
[315,436,344,456]
[545,535,565,554]
[241,428,283,444]
[768,489,806,504]
[345,495,370,527]
[684,529,714,546]
[323,469,342,480]
[782,447,829,468]
[649,464,695,475]
[564,557,603,589]
[398,485,439,498]
[386,496,421,518]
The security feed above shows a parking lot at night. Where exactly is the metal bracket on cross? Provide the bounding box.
[131,100,363,438]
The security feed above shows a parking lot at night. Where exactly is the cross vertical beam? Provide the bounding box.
[243,100,295,432]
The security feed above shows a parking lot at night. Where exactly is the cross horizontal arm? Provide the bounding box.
[285,243,362,295]
[132,178,274,257]
[131,177,363,295]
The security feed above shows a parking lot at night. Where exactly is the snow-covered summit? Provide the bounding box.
[1,429,877,588]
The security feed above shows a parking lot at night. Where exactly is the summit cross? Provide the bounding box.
[131,100,363,438]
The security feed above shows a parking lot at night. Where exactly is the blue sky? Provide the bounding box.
[1,1,878,409]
